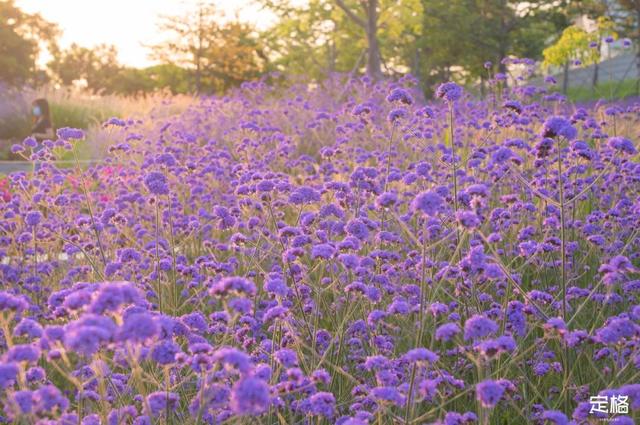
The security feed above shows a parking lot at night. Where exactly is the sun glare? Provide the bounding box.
[16,0,270,67]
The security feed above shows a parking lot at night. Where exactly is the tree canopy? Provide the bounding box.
[150,2,265,94]
[2,0,640,95]
[0,0,58,85]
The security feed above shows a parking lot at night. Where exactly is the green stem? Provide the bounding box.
[73,146,108,268]
[557,144,567,323]
[449,104,461,250]
[155,200,162,313]
[383,125,396,194]
[556,140,571,414]
[417,221,428,346]
[404,363,418,424]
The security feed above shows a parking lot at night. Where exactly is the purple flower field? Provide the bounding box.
[1,70,640,424]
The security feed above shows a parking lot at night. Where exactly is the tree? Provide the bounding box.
[200,21,265,92]
[612,0,640,92]
[260,0,421,81]
[420,0,475,85]
[543,25,599,93]
[143,64,191,94]
[108,68,156,95]
[49,43,122,93]
[260,0,362,79]
[150,2,265,94]
[0,0,58,85]
[151,2,218,94]
[418,0,570,90]
[588,16,617,88]
[334,0,383,79]
[49,43,195,95]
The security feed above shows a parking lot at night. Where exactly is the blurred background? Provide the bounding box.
[0,0,639,159]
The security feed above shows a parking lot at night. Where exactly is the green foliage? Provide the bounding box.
[200,21,266,92]
[543,17,617,73]
[0,0,58,86]
[150,3,265,94]
[262,0,574,89]
[419,0,571,88]
[49,44,197,95]
[378,0,423,74]
[142,64,191,95]
[1,0,627,99]
[0,87,30,140]
[420,0,473,83]
[49,43,121,92]
[107,68,156,95]
[543,25,598,68]
[261,0,361,79]
[563,78,639,102]
[50,99,116,131]
[613,0,640,43]
[261,0,422,79]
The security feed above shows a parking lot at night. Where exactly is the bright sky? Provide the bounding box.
[17,0,274,68]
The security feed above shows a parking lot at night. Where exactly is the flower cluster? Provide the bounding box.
[0,70,638,424]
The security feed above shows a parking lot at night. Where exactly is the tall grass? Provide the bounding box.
[0,86,193,160]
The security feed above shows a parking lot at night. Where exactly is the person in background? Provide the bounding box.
[31,98,54,141]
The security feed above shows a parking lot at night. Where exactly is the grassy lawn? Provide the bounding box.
[564,78,640,102]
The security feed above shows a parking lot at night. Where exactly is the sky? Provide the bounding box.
[16,0,274,68]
